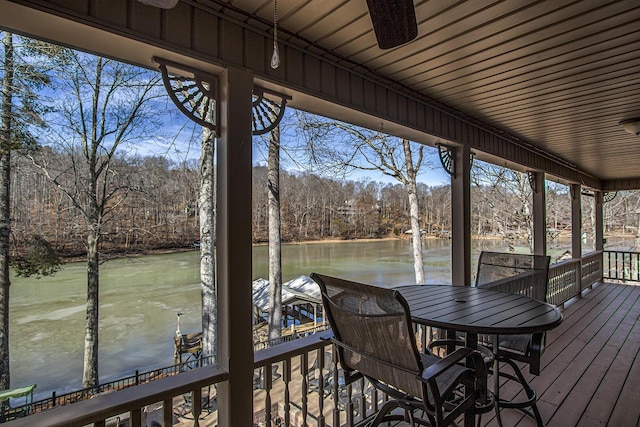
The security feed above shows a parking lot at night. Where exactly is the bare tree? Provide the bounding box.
[199,121,216,359]
[31,51,163,388]
[401,138,426,284]
[170,81,218,358]
[267,124,282,340]
[298,113,429,284]
[471,161,533,251]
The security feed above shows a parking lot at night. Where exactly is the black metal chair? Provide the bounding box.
[476,251,550,372]
[311,273,488,427]
[474,251,550,426]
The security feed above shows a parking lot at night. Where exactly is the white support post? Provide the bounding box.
[216,66,254,427]
[571,183,583,293]
[532,172,547,256]
[451,144,472,286]
[595,191,605,282]
[595,192,604,251]
[571,184,582,258]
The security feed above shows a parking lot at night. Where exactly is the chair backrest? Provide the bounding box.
[310,273,424,398]
[475,251,550,302]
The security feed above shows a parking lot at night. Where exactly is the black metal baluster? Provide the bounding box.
[283,360,291,427]
[300,352,309,427]
[316,349,326,427]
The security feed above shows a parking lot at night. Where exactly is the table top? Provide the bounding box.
[395,284,563,335]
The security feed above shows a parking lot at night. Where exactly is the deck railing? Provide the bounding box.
[581,251,603,288]
[547,251,602,306]
[4,331,382,427]
[253,324,330,351]
[3,356,214,421]
[603,250,640,282]
[252,330,387,427]
[4,362,228,427]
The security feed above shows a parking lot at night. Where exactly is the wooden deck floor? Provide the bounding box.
[479,281,640,427]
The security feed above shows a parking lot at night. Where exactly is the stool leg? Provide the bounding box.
[492,336,504,427]
[497,356,544,427]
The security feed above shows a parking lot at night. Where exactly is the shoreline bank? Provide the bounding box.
[59,228,632,264]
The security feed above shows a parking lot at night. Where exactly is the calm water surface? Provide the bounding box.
[11,236,620,400]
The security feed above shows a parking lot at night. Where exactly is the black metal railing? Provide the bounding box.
[253,331,384,427]
[4,356,214,422]
[253,324,330,351]
[603,250,640,282]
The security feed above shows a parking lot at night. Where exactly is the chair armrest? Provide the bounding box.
[428,338,495,365]
[419,348,489,411]
[420,348,473,381]
[528,332,544,375]
[530,332,544,353]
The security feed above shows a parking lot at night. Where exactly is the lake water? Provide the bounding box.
[10,236,629,400]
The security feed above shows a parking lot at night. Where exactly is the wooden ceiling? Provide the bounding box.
[1,0,639,186]
[217,0,640,184]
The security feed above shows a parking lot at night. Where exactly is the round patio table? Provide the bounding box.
[395,284,562,336]
[395,284,563,427]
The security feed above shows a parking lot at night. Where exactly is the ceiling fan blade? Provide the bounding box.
[366,0,418,49]
[136,0,179,8]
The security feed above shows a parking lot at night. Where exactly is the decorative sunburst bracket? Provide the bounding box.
[252,86,291,135]
[604,191,617,203]
[437,144,456,176]
[527,171,538,193]
[154,57,218,132]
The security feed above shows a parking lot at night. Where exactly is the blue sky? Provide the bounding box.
[250,108,452,187]
[139,103,452,187]
[124,92,453,187]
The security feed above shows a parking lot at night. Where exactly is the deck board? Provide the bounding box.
[478,281,640,427]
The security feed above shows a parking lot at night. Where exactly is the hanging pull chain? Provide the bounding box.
[271,0,280,69]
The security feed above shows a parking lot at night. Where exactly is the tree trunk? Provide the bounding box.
[200,123,216,360]
[267,125,283,340]
[407,184,425,284]
[403,139,425,284]
[83,223,99,388]
[0,31,14,391]
[0,156,9,392]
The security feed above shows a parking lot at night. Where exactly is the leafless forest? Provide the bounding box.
[9,148,640,261]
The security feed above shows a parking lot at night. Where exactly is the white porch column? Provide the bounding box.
[595,192,604,251]
[595,191,605,281]
[570,183,583,293]
[217,66,254,426]
[571,183,582,258]
[532,172,547,256]
[451,144,472,286]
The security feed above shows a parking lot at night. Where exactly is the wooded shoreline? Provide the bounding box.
[57,227,631,264]
[58,236,402,263]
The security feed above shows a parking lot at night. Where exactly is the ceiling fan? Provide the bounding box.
[136,0,178,8]
[366,0,418,49]
[136,0,418,49]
